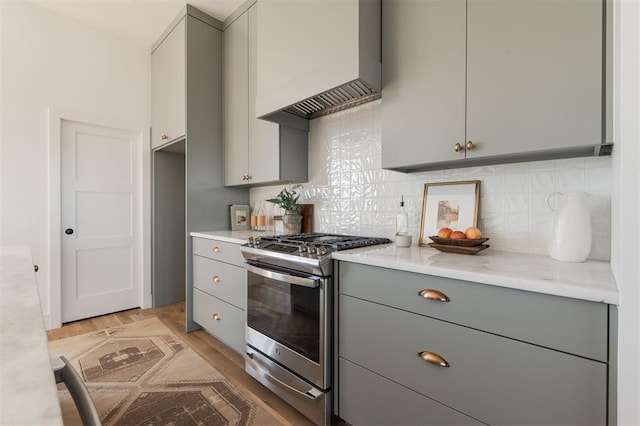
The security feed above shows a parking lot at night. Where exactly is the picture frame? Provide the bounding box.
[229,204,250,231]
[418,180,481,246]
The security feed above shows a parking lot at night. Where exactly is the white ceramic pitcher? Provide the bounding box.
[547,192,592,262]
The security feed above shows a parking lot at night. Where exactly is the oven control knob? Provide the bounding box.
[248,236,254,245]
[318,247,327,256]
[308,245,316,254]
[299,243,308,253]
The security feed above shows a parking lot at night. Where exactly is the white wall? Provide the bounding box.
[612,0,640,423]
[252,100,612,261]
[0,1,151,325]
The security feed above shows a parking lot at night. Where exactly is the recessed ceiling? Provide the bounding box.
[25,0,245,47]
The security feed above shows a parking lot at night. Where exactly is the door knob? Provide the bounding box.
[454,143,463,152]
[65,228,74,235]
[466,140,475,151]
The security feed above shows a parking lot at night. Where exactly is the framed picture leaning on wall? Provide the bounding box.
[419,180,480,246]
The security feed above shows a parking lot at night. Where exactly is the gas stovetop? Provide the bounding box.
[240,233,391,276]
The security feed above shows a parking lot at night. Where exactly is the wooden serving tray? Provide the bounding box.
[429,236,489,247]
[428,243,490,255]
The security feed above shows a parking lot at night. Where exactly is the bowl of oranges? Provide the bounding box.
[428,227,489,254]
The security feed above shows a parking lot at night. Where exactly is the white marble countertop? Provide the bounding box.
[190,231,618,305]
[0,245,63,425]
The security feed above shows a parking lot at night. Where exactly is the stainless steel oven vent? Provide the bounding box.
[283,79,381,120]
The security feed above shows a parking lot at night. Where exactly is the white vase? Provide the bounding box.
[547,192,592,262]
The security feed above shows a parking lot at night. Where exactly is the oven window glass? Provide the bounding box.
[247,273,320,363]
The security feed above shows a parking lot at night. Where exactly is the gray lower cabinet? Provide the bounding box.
[336,262,611,425]
[339,358,483,426]
[192,237,246,354]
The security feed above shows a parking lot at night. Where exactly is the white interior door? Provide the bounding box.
[61,120,141,323]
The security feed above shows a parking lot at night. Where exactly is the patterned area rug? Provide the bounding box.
[48,317,284,425]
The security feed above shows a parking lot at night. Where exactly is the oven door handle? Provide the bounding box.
[245,263,320,288]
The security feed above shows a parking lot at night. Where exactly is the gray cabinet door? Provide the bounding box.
[339,295,607,425]
[339,358,484,426]
[381,0,466,169]
[223,11,249,186]
[151,18,186,149]
[466,0,602,159]
[247,5,286,185]
[193,288,246,354]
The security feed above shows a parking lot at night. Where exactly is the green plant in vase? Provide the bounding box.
[267,184,303,234]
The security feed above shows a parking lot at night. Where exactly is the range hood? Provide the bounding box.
[255,0,381,130]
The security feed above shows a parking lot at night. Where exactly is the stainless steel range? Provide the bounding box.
[240,233,390,426]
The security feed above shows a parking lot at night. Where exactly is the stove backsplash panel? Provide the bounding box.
[251,100,612,261]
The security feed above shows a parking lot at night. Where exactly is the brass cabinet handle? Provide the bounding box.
[418,351,450,368]
[466,140,475,151]
[213,275,221,283]
[213,246,221,253]
[242,175,247,180]
[161,134,169,140]
[213,313,221,321]
[454,142,463,152]
[417,289,450,302]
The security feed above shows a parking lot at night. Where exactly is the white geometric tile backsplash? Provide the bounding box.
[251,100,612,261]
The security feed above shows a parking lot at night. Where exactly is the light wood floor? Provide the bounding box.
[47,302,315,426]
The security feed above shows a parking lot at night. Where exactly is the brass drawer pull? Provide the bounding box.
[161,134,169,140]
[466,140,475,151]
[213,275,221,283]
[418,289,450,302]
[418,351,450,368]
[212,313,221,321]
[454,142,463,152]
[213,246,221,253]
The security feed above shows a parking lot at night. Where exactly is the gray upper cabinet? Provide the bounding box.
[382,0,607,172]
[224,9,249,186]
[151,18,186,150]
[381,0,466,168]
[224,4,308,187]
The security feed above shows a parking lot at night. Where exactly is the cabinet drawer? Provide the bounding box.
[339,358,483,426]
[193,237,244,266]
[339,262,608,361]
[193,288,245,354]
[193,255,246,309]
[339,295,606,426]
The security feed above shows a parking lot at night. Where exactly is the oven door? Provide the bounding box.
[245,261,331,390]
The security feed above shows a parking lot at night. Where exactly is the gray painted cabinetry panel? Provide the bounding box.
[193,255,246,310]
[151,18,186,150]
[381,0,466,168]
[192,237,246,354]
[223,5,308,187]
[381,0,606,172]
[336,261,610,425]
[193,237,245,266]
[339,295,606,425]
[339,358,484,426]
[339,262,608,361]
[151,6,249,332]
[193,288,245,354]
